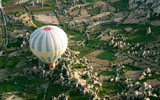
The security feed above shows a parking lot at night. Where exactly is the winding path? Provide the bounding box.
[24,5,37,27]
[0,0,8,45]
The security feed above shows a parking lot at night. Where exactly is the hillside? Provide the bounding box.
[0,0,160,100]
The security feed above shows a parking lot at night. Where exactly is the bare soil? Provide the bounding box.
[34,14,59,24]
[88,50,104,56]
[101,35,112,41]
[146,79,160,87]
[125,71,142,81]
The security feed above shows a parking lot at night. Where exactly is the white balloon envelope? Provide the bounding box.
[29,25,68,70]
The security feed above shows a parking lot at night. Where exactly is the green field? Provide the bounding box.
[2,0,12,7]
[0,76,45,92]
[121,25,159,43]
[44,0,57,6]
[70,35,85,41]
[88,40,99,47]
[69,90,90,100]
[123,65,143,71]
[84,0,99,3]
[7,23,24,30]
[98,24,160,43]
[97,51,115,61]
[99,81,123,97]
[31,7,57,13]
[149,15,160,21]
[126,29,156,43]
[101,70,116,76]
[46,82,91,100]
[110,0,129,11]
[0,57,20,68]
[0,76,46,99]
[139,74,160,83]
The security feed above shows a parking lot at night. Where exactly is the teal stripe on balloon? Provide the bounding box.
[32,32,42,50]
[47,57,51,63]
[41,57,46,62]
[37,32,46,52]
[46,32,51,52]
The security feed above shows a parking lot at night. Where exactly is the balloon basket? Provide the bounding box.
[48,63,55,70]
[49,66,55,70]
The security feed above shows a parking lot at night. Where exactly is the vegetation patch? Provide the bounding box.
[19,51,32,57]
[124,65,143,71]
[46,83,70,99]
[0,57,20,68]
[149,15,160,21]
[87,39,105,48]
[31,7,57,13]
[88,40,99,47]
[0,76,45,93]
[123,25,159,43]
[44,0,57,6]
[2,0,12,7]
[110,0,129,11]
[127,30,156,43]
[88,7,101,16]
[0,38,3,43]
[84,0,99,3]
[138,73,160,83]
[74,64,86,69]
[96,51,115,61]
[70,35,84,41]
[62,26,79,35]
[69,90,90,100]
[7,22,26,30]
[7,38,23,48]
[99,81,123,97]
[101,70,116,76]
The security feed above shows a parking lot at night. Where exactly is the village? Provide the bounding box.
[0,0,160,100]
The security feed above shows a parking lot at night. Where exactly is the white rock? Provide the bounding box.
[145,68,151,74]
[143,98,150,100]
[139,75,145,80]
[142,72,146,76]
[152,94,158,97]
[134,90,139,98]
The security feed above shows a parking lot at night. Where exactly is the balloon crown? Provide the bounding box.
[44,27,51,31]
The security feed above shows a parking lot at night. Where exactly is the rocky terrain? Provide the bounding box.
[0,0,160,100]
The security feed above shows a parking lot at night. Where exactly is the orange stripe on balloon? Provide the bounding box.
[48,62,54,66]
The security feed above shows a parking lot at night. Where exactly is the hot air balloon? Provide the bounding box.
[29,25,68,70]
